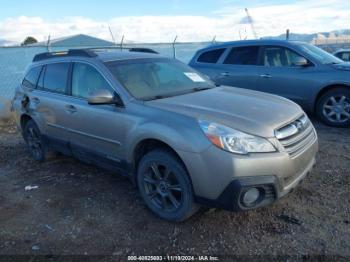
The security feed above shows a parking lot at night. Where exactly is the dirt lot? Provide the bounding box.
[0,118,349,260]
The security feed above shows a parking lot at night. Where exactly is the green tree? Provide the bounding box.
[21,36,38,46]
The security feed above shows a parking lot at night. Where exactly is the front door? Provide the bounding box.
[254,46,318,109]
[62,62,127,169]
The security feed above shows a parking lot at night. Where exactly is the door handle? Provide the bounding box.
[65,105,77,114]
[220,72,231,77]
[260,74,272,78]
[31,97,40,104]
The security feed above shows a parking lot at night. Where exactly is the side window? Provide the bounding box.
[40,63,70,94]
[223,46,259,65]
[197,49,225,63]
[72,63,113,99]
[22,66,42,89]
[262,47,306,67]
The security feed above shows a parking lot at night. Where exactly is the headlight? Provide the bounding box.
[198,120,276,155]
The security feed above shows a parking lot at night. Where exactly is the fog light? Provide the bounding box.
[242,187,260,206]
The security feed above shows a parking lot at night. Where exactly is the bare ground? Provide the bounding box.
[0,119,349,260]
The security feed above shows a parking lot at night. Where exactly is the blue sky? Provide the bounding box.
[0,0,349,43]
[0,0,298,19]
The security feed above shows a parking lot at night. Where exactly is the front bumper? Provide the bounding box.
[195,157,315,211]
[178,133,318,211]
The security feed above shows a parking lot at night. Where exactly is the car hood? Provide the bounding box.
[331,62,350,71]
[146,86,304,138]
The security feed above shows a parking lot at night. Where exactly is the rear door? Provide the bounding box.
[30,62,72,151]
[213,45,261,89]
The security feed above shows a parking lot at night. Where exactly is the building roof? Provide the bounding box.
[29,34,115,47]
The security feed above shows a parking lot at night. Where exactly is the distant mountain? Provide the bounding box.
[0,39,17,46]
[263,29,350,42]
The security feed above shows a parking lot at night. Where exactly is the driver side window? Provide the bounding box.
[262,47,306,67]
[72,63,114,99]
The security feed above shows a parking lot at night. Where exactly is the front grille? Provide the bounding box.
[275,115,317,158]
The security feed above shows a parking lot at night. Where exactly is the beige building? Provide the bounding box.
[311,33,350,45]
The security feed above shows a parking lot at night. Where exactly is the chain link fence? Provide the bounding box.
[0,42,210,120]
[1,40,349,120]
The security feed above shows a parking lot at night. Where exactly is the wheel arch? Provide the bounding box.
[130,138,193,187]
[20,114,33,132]
[315,84,350,112]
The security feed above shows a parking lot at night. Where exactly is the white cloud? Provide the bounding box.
[0,0,349,44]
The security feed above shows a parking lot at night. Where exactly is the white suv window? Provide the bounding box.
[262,47,306,67]
[197,48,225,64]
[223,46,259,65]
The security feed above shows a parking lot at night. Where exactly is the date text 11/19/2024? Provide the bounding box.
[127,255,220,261]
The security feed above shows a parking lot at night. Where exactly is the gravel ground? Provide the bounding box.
[0,118,349,261]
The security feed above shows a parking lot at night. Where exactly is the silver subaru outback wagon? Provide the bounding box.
[12,49,318,221]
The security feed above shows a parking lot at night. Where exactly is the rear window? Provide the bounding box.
[224,46,259,65]
[39,63,70,94]
[197,48,225,63]
[22,66,42,89]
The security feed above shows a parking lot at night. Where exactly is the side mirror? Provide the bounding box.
[88,89,124,107]
[293,57,309,67]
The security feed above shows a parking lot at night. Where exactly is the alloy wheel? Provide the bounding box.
[323,95,350,123]
[142,163,183,212]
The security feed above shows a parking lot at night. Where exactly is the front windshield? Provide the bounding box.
[299,43,343,65]
[105,58,214,100]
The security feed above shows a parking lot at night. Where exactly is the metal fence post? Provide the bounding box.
[172,36,178,59]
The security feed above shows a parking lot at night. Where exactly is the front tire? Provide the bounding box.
[316,88,350,127]
[137,149,198,222]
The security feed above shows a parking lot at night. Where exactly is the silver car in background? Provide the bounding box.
[12,49,318,221]
[189,40,350,127]
[334,49,350,62]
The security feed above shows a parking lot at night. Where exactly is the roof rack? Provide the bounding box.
[33,49,97,62]
[32,47,159,62]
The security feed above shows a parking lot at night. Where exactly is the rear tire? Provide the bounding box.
[23,120,53,161]
[137,149,199,222]
[316,88,350,127]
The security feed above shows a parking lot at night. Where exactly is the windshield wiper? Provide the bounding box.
[143,94,170,101]
[192,86,213,92]
[143,86,214,101]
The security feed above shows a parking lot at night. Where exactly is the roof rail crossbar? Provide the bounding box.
[32,49,97,62]
[87,47,159,54]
